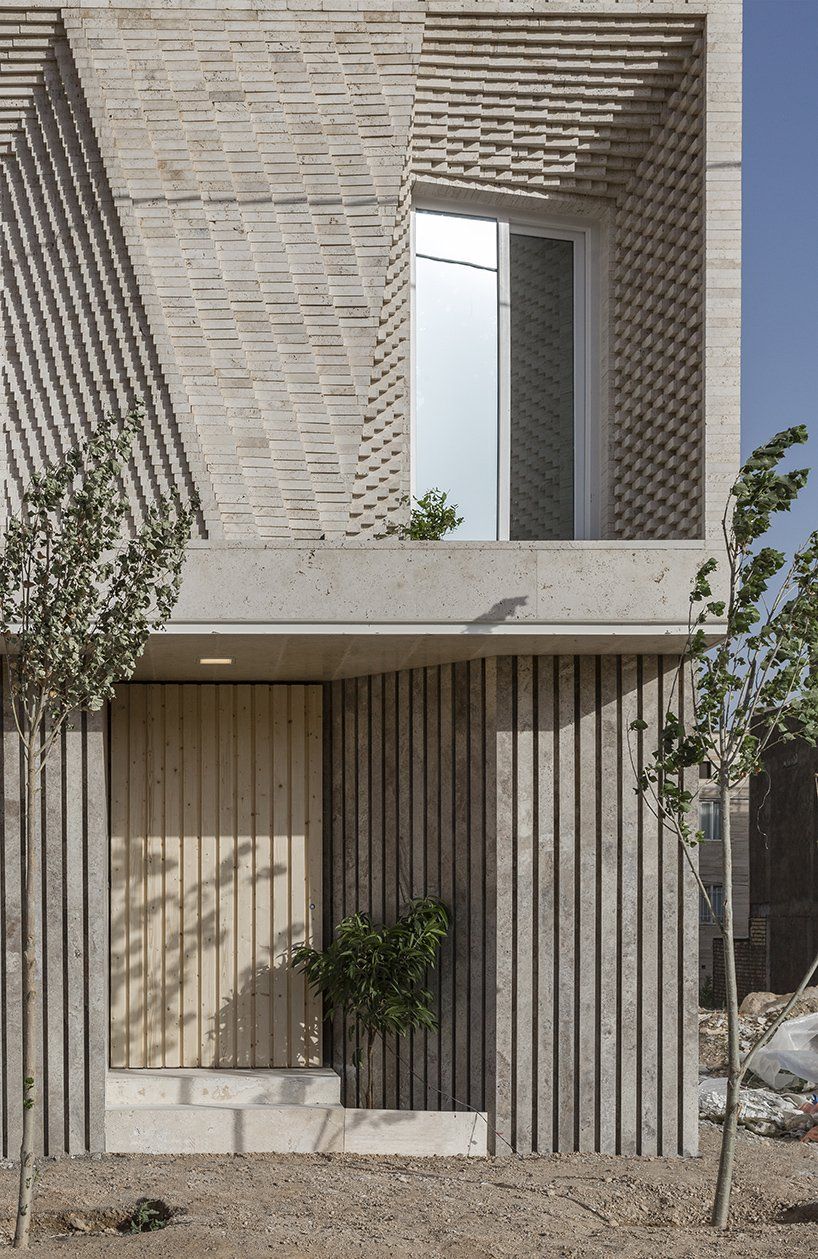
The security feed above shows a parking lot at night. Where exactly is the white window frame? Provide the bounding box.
[700,798,723,843]
[410,199,593,541]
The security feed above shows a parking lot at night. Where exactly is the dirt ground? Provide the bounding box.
[1,1125,818,1258]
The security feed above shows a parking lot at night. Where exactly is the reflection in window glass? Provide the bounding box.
[509,233,574,541]
[415,210,498,269]
[414,218,499,540]
[700,799,722,842]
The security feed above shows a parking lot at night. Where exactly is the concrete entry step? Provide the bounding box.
[105,1101,487,1156]
[107,1068,341,1108]
[106,1102,344,1154]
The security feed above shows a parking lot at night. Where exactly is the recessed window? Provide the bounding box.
[700,800,722,843]
[699,884,724,926]
[412,207,587,541]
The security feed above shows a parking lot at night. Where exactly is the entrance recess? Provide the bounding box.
[109,684,322,1069]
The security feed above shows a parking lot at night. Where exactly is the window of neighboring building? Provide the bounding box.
[699,884,724,925]
[700,799,722,843]
[412,207,589,541]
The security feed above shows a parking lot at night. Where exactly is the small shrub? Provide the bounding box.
[381,488,463,541]
[293,897,450,1107]
[121,1199,172,1234]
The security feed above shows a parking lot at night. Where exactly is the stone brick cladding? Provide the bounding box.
[64,4,425,540]
[348,8,706,536]
[0,9,202,531]
[509,234,574,541]
[1,3,739,544]
[610,47,703,539]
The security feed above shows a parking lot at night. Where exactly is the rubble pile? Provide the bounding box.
[699,988,818,1077]
[699,988,818,1139]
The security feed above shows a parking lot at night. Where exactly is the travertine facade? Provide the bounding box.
[2,0,741,544]
[0,0,741,1160]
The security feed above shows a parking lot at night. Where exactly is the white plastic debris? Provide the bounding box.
[698,1077,813,1137]
[751,1011,818,1091]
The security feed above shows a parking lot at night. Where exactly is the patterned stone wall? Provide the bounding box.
[66,4,424,541]
[348,8,709,537]
[1,3,739,543]
[611,49,704,539]
[0,10,202,531]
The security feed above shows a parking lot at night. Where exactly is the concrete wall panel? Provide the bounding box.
[0,677,107,1156]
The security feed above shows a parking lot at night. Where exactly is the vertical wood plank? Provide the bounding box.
[306,685,323,1067]
[289,686,307,1065]
[253,686,272,1069]
[145,685,164,1066]
[235,685,254,1067]
[85,708,108,1150]
[127,685,146,1068]
[271,686,290,1067]
[199,685,218,1068]
[181,686,201,1066]
[108,694,129,1069]
[217,686,236,1067]
[162,685,181,1066]
[329,682,345,1095]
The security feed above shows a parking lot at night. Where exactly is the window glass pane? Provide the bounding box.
[414,252,498,539]
[699,885,724,924]
[415,210,497,270]
[509,232,574,541]
[710,885,724,922]
[701,800,722,842]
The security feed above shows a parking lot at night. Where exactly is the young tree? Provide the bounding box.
[381,487,464,540]
[294,898,450,1108]
[632,426,818,1229]
[0,406,197,1249]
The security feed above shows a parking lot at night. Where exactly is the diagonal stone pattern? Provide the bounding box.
[0,9,204,532]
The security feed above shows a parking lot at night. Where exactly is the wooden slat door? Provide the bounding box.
[109,684,323,1069]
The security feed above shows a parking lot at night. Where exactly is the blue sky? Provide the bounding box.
[742,0,818,554]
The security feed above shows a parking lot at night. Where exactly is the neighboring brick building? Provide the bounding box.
[750,739,818,994]
[0,0,741,1160]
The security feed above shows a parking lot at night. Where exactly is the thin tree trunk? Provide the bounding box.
[14,747,39,1250]
[366,1033,375,1110]
[712,778,739,1230]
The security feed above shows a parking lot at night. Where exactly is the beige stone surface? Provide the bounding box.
[2,1,741,544]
